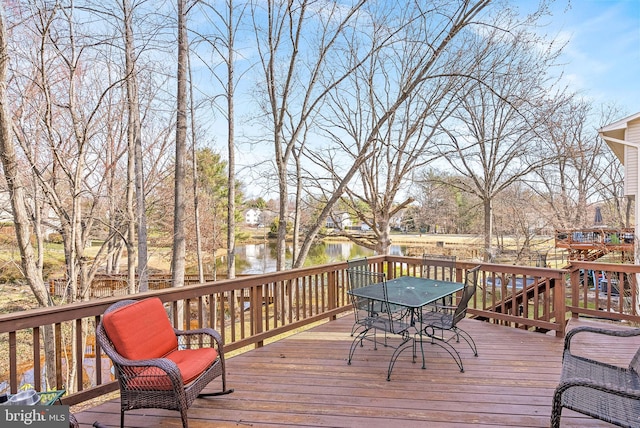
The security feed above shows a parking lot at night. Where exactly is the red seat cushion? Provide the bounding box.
[102,297,178,360]
[167,348,219,384]
[126,348,219,390]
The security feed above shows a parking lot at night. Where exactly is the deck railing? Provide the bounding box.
[385,257,567,336]
[566,260,640,322]
[1,255,639,407]
[555,228,635,247]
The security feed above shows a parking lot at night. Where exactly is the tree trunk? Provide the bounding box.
[292,150,302,264]
[226,28,236,279]
[484,198,493,262]
[187,45,205,284]
[378,218,392,255]
[126,97,136,293]
[0,6,56,388]
[123,0,148,292]
[172,0,188,291]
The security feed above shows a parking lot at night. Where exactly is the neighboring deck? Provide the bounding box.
[555,228,634,261]
[74,315,640,428]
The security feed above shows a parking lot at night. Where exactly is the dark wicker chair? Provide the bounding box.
[96,297,233,428]
[419,265,480,372]
[347,270,414,381]
[551,326,640,428]
[68,413,79,428]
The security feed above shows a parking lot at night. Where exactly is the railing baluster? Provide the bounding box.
[55,322,63,390]
[33,327,41,391]
[9,331,17,393]
[76,319,83,392]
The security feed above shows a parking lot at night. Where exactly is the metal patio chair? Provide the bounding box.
[346,258,372,336]
[421,253,457,310]
[347,271,414,381]
[419,265,480,372]
[421,253,457,281]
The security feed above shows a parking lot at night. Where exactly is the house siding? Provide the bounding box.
[626,119,640,196]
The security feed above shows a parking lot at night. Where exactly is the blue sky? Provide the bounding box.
[221,0,640,197]
[532,0,640,114]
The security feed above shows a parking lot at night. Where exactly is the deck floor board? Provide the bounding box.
[74,315,638,427]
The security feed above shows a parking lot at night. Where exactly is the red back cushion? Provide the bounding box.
[102,297,178,360]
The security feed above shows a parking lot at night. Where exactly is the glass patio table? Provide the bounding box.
[348,276,464,368]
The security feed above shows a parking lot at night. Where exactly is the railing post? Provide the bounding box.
[553,277,566,337]
[569,268,580,320]
[253,284,264,348]
[328,271,337,321]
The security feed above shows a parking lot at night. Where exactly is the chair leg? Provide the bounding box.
[550,403,562,428]
[180,408,189,428]
[120,410,125,428]
[348,327,370,364]
[386,335,414,381]
[416,332,427,369]
[454,327,478,356]
[424,327,465,372]
[198,388,234,397]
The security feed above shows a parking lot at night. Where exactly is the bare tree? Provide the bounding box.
[291,0,493,266]
[437,11,563,261]
[122,0,149,292]
[187,48,206,283]
[249,0,372,270]
[531,99,608,230]
[172,0,188,290]
[0,2,57,389]
[192,0,249,279]
[310,11,476,254]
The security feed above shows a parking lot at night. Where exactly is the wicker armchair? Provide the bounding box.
[96,297,233,428]
[68,413,79,428]
[551,326,640,428]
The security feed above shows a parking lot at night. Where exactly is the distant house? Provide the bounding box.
[245,208,262,226]
[390,208,407,231]
[0,190,59,239]
[326,212,352,229]
[0,191,12,223]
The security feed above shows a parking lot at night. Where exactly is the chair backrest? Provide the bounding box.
[347,270,386,321]
[452,265,481,327]
[347,258,371,290]
[100,297,178,361]
[421,253,456,281]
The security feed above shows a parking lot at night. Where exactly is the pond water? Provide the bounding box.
[235,241,407,274]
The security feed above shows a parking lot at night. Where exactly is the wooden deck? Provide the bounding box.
[74,315,640,428]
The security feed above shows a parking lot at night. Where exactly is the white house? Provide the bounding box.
[326,212,352,229]
[0,191,12,223]
[0,190,59,239]
[245,208,262,226]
